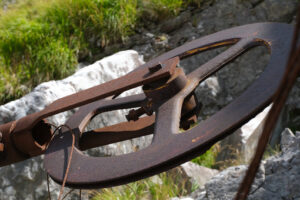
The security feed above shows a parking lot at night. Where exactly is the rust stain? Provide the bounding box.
[182,39,239,58]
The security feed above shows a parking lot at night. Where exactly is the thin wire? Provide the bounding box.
[56,124,76,200]
[45,123,76,200]
[47,174,52,200]
[61,189,74,200]
[46,123,60,200]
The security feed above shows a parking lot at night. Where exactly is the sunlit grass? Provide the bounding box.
[191,144,220,168]
[89,143,220,200]
[0,0,203,104]
[90,171,191,200]
[0,0,138,103]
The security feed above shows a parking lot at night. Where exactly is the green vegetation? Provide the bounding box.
[263,144,281,160]
[0,0,205,104]
[191,144,220,168]
[185,0,205,8]
[0,0,138,103]
[138,0,183,21]
[87,141,280,199]
[89,144,220,200]
[90,171,191,200]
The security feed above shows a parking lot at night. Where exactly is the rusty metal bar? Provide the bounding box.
[79,116,155,151]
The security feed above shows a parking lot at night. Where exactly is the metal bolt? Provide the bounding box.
[126,99,154,121]
[148,63,162,73]
[126,108,145,121]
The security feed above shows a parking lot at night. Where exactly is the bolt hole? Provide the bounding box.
[32,120,52,146]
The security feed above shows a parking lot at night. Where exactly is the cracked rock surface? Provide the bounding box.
[177,128,300,200]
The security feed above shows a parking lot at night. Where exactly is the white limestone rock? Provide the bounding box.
[0,50,148,199]
[180,162,219,188]
[0,50,144,125]
[216,105,271,163]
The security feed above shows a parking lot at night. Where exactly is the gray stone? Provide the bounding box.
[204,164,265,200]
[185,128,300,200]
[180,162,219,188]
[280,128,297,153]
[167,162,218,195]
[159,11,192,33]
[285,77,300,132]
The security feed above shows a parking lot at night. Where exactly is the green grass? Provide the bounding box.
[0,0,139,103]
[90,171,191,200]
[191,144,220,168]
[184,0,205,8]
[263,144,281,160]
[138,0,183,21]
[0,0,204,104]
[87,141,279,200]
[89,144,220,200]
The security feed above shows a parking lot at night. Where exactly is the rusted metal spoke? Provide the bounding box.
[79,116,155,151]
[188,38,256,82]
[11,58,177,141]
[66,93,147,133]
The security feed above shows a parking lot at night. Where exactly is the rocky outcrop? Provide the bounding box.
[176,128,300,200]
[0,50,146,200]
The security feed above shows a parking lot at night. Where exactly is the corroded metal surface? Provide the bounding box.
[44,23,293,188]
[0,23,295,192]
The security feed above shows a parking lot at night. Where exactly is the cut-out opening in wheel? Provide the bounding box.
[80,109,155,157]
[177,44,270,135]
